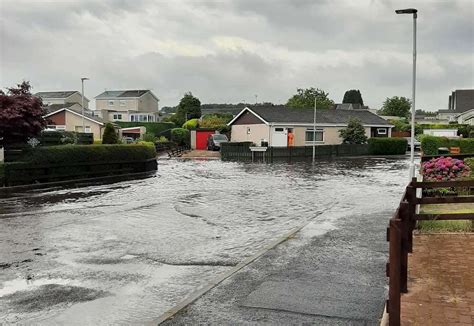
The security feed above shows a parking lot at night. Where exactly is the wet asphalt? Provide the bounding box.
[0,156,410,324]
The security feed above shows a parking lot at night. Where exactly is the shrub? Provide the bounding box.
[171,128,190,146]
[368,138,407,155]
[142,133,157,142]
[339,118,368,144]
[102,123,118,144]
[157,136,168,142]
[422,156,470,181]
[182,119,199,130]
[459,139,474,154]
[21,144,156,165]
[115,122,175,136]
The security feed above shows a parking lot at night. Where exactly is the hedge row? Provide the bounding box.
[40,131,94,146]
[368,138,407,155]
[420,136,474,155]
[21,144,157,165]
[115,122,175,136]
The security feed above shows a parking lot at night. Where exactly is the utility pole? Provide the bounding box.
[81,77,89,131]
[312,96,317,163]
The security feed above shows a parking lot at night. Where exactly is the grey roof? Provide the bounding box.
[242,105,391,125]
[95,90,150,99]
[43,103,77,114]
[35,91,78,99]
[43,103,103,124]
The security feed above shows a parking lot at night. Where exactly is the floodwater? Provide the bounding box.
[0,157,409,324]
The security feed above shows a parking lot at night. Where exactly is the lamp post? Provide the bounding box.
[312,96,317,163]
[81,77,89,132]
[396,8,417,179]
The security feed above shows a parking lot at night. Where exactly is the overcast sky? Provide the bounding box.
[1,0,473,111]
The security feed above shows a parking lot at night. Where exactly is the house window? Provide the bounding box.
[275,127,284,132]
[305,128,324,142]
[84,126,91,133]
[113,114,122,120]
[108,100,114,106]
[377,128,387,135]
[119,100,126,107]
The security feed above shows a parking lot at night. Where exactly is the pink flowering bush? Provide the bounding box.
[422,156,471,181]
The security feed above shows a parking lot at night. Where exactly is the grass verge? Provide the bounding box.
[418,203,474,232]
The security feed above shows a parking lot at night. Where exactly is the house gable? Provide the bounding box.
[232,110,265,125]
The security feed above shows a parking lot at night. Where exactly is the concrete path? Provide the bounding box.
[161,207,392,325]
[401,234,474,325]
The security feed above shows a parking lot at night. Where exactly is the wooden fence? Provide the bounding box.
[386,178,474,325]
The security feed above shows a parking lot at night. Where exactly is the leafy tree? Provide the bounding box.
[182,118,199,130]
[102,123,118,144]
[0,81,46,146]
[339,118,368,144]
[415,109,437,117]
[174,92,201,126]
[342,89,364,105]
[378,96,411,118]
[286,87,334,110]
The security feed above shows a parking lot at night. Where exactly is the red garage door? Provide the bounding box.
[196,131,215,150]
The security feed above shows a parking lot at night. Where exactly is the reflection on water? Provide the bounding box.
[0,156,410,324]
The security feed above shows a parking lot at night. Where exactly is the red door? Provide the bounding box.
[196,131,214,150]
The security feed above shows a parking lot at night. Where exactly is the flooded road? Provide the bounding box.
[0,157,409,324]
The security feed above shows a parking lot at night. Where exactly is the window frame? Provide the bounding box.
[377,128,387,135]
[305,128,324,143]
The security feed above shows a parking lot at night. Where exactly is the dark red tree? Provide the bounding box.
[0,81,46,146]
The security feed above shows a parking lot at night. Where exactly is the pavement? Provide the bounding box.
[161,207,392,325]
[401,234,474,325]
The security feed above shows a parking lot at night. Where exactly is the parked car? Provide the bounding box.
[122,136,134,144]
[404,137,421,151]
[207,134,228,151]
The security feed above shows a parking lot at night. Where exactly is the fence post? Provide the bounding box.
[388,218,402,326]
[399,202,409,293]
[406,179,417,253]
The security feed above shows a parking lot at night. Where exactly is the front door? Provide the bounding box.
[272,127,288,147]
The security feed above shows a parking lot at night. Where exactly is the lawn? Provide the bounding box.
[418,203,474,232]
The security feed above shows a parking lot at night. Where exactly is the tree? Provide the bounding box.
[286,87,335,110]
[102,123,118,144]
[342,89,364,105]
[378,96,411,118]
[0,81,46,146]
[174,92,201,126]
[339,118,368,144]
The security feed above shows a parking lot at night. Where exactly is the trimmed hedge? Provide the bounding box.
[421,136,474,155]
[21,144,156,165]
[368,138,407,155]
[40,131,94,145]
[115,122,175,136]
[2,144,157,186]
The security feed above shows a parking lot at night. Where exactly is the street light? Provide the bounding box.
[395,8,417,179]
[81,77,89,132]
[312,96,317,163]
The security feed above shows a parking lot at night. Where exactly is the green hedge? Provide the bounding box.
[368,138,407,155]
[21,144,156,165]
[170,128,190,146]
[40,131,94,145]
[421,136,474,155]
[115,122,175,136]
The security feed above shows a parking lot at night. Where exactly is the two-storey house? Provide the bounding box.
[95,90,159,122]
[35,91,89,108]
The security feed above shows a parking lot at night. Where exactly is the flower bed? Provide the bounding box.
[421,156,470,181]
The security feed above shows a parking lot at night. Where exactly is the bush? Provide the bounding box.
[339,118,368,144]
[368,138,407,155]
[142,133,157,142]
[182,119,199,130]
[21,144,156,165]
[102,123,118,144]
[157,136,168,142]
[422,156,470,181]
[171,128,190,146]
[421,136,474,155]
[115,122,175,136]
